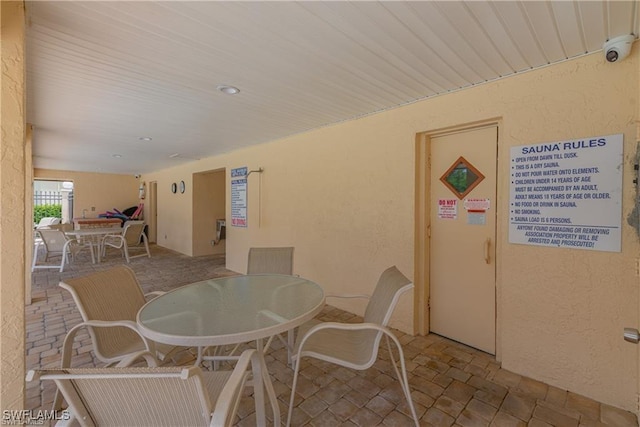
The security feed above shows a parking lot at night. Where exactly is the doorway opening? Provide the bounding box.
[33,179,74,225]
[192,169,226,256]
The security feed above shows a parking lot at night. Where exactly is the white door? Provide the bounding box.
[429,126,497,354]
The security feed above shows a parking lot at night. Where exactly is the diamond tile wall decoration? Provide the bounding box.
[440,156,485,199]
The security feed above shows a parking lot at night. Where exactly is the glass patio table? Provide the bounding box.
[64,227,123,263]
[136,274,325,425]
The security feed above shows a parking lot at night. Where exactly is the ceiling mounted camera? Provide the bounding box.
[603,34,635,63]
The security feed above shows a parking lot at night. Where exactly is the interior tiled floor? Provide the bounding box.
[27,245,638,426]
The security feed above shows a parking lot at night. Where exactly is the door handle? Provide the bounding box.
[484,238,491,264]
[624,327,640,343]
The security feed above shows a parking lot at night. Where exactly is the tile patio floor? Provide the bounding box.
[26,245,638,426]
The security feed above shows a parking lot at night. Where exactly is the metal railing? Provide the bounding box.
[33,191,62,206]
[33,190,73,223]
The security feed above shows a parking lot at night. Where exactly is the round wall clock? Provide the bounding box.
[171,182,177,193]
[180,181,186,193]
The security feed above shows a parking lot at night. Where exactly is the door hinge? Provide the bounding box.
[427,225,431,238]
[427,296,431,309]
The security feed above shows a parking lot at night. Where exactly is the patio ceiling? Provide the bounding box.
[26,1,639,175]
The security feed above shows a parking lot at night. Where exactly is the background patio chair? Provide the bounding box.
[101,220,150,263]
[34,216,61,228]
[208,247,296,367]
[29,349,268,427]
[247,246,294,275]
[32,228,93,272]
[286,265,419,427]
[245,247,296,362]
[32,223,74,261]
[55,266,190,410]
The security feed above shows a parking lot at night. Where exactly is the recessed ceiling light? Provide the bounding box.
[112,154,122,158]
[138,136,153,141]
[169,153,181,158]
[217,84,240,95]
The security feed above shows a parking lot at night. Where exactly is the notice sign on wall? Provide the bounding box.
[231,167,248,227]
[509,134,623,252]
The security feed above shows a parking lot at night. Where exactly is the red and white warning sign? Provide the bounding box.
[463,198,490,212]
[437,199,458,220]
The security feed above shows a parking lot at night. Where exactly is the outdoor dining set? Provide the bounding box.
[31,219,151,272]
[27,245,419,426]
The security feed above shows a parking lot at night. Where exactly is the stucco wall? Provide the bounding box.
[144,48,639,411]
[1,0,26,410]
[34,169,139,221]
[146,171,194,255]
[488,56,638,412]
[24,125,33,304]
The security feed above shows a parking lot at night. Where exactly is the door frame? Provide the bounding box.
[414,119,502,357]
[148,181,157,243]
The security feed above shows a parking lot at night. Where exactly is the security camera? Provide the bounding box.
[134,174,141,179]
[603,35,634,63]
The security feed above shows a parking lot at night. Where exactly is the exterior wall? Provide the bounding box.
[25,125,32,304]
[145,48,640,411]
[492,63,637,411]
[146,170,194,256]
[1,0,26,410]
[193,170,226,256]
[34,169,139,221]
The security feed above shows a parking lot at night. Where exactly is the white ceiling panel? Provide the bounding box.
[522,1,568,61]
[429,2,514,78]
[493,1,551,66]
[387,2,492,83]
[26,1,638,174]
[463,1,532,72]
[607,1,637,38]
[551,2,587,55]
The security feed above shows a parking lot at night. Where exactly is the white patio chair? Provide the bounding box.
[247,246,294,275]
[33,223,72,260]
[56,266,190,410]
[286,266,419,427]
[222,247,296,364]
[102,220,150,263]
[28,349,267,427]
[249,246,296,355]
[32,228,93,272]
[34,216,61,229]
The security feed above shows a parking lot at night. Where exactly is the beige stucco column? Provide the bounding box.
[25,124,32,305]
[1,0,27,410]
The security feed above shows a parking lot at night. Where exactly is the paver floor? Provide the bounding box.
[27,245,638,426]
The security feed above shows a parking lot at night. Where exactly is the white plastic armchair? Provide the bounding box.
[32,228,93,272]
[28,349,267,427]
[286,266,419,427]
[102,220,150,262]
